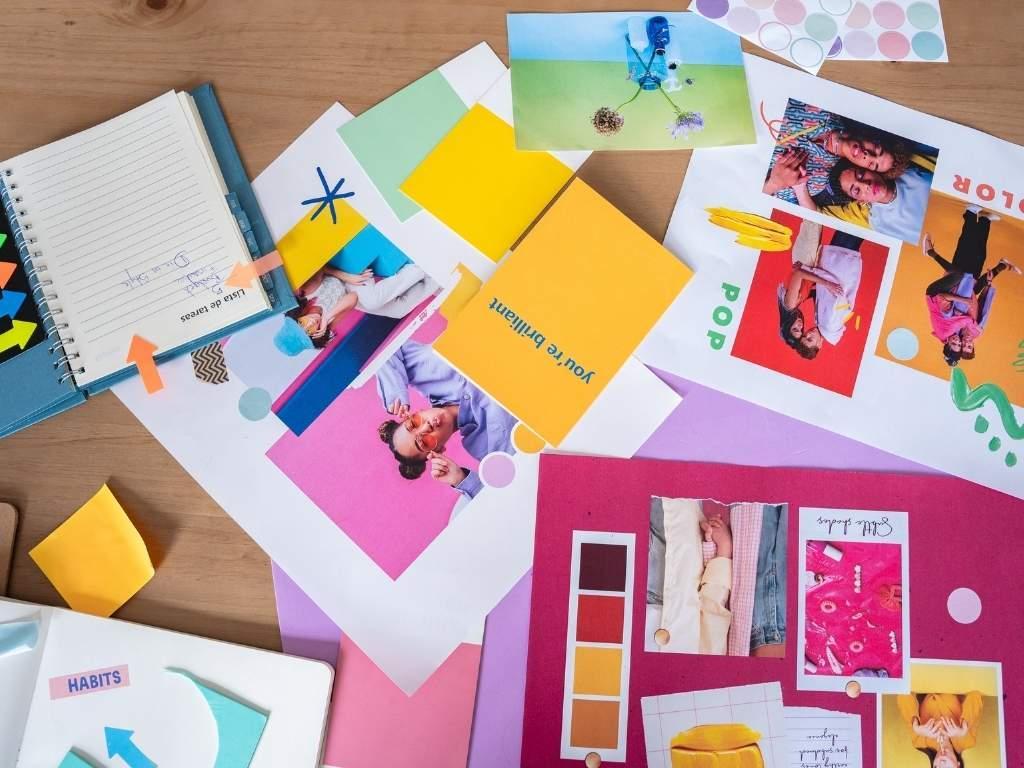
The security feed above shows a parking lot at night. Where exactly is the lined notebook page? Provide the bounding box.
[2,91,267,386]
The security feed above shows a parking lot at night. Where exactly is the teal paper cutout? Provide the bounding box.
[168,669,268,768]
[0,619,39,658]
[58,750,100,768]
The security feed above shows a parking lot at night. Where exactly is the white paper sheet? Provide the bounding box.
[640,54,1024,500]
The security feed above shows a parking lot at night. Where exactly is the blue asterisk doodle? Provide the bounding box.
[301,166,355,224]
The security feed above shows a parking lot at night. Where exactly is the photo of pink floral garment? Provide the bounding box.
[804,540,903,679]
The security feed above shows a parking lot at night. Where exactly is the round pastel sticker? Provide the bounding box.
[845,1,872,28]
[912,30,946,60]
[696,0,731,19]
[947,587,982,624]
[238,387,272,421]
[844,29,877,58]
[774,0,807,25]
[479,452,516,488]
[758,21,793,51]
[873,0,907,29]
[819,0,853,14]
[790,37,825,69]
[878,30,911,59]
[728,5,761,35]
[907,1,940,29]
[886,328,920,361]
[805,12,839,41]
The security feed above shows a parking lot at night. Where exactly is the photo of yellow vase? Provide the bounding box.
[669,724,765,768]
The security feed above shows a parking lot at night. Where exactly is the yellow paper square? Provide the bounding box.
[572,646,622,696]
[29,485,154,617]
[278,200,367,289]
[400,103,574,262]
[434,179,691,445]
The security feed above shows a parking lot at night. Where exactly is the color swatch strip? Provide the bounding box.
[560,531,635,762]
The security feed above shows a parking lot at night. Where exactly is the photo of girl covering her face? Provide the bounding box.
[762,99,939,243]
[880,660,1006,768]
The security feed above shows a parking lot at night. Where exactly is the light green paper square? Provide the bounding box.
[339,70,468,221]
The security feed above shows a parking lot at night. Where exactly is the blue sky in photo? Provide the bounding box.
[507,12,744,66]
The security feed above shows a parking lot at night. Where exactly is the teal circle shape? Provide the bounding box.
[885,327,919,361]
[805,12,839,41]
[912,31,945,60]
[239,387,272,421]
[907,1,940,29]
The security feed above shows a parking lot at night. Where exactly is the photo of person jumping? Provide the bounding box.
[777,218,864,360]
[922,205,1021,367]
[376,340,517,500]
[763,99,938,243]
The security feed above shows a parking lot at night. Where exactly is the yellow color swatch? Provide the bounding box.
[434,179,692,445]
[29,485,154,617]
[277,200,367,289]
[400,103,574,263]
[572,646,622,696]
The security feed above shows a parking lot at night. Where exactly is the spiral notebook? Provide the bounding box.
[0,85,295,437]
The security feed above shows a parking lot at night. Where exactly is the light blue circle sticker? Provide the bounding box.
[886,327,920,361]
[239,387,273,421]
[912,30,946,60]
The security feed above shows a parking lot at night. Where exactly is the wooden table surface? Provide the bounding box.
[1,0,1022,652]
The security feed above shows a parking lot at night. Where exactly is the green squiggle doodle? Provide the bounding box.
[950,369,1024,440]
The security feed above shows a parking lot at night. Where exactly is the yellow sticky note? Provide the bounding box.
[277,200,367,289]
[29,485,154,617]
[434,179,691,445]
[400,103,574,262]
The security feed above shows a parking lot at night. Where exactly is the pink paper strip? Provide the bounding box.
[49,665,130,700]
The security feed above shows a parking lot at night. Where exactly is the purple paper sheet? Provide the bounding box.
[273,372,939,767]
[271,563,343,668]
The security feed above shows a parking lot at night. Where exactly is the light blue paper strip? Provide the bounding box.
[0,619,39,658]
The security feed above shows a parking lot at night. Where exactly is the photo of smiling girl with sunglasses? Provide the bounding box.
[375,339,517,499]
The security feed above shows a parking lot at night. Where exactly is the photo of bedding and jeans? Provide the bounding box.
[646,497,787,657]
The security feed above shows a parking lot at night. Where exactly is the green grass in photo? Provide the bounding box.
[511,60,755,151]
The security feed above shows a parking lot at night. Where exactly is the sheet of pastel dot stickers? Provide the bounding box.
[828,0,947,62]
[689,0,857,75]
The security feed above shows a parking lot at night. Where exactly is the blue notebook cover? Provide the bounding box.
[0,84,295,437]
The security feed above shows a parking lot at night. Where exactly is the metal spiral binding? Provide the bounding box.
[1,166,85,384]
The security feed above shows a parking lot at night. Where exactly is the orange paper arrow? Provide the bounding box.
[125,334,163,394]
[224,250,283,289]
[0,261,15,290]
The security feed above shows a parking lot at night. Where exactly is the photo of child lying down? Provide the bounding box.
[646,497,787,657]
[763,99,939,243]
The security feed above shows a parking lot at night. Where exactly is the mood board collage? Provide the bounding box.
[0,4,1019,768]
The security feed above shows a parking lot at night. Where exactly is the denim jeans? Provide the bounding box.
[750,504,787,650]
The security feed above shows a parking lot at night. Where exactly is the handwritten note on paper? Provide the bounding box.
[785,707,862,768]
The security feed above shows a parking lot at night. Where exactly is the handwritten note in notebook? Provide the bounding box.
[0,91,268,385]
[784,707,863,768]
